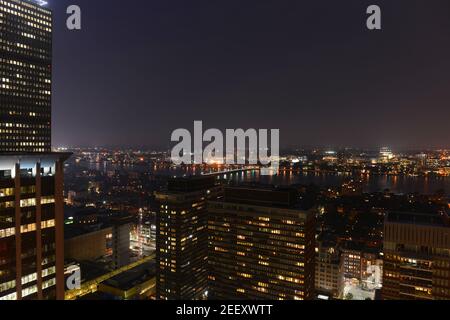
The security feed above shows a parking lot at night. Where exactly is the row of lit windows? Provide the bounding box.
[0,111,50,118]
[0,292,16,300]
[0,4,51,30]
[0,147,48,152]
[0,83,51,96]
[0,57,49,70]
[0,24,50,43]
[0,279,15,293]
[0,102,50,109]
[0,133,50,139]
[2,125,51,134]
[0,75,51,90]
[0,186,38,197]
[0,26,50,49]
[0,44,50,61]
[21,285,37,298]
[0,141,48,147]
[0,123,50,129]
[23,196,55,207]
[0,188,14,197]
[42,277,55,289]
[21,272,37,285]
[0,0,51,22]
[0,69,50,80]
[0,68,52,85]
[0,227,14,238]
[0,219,55,237]
[0,5,49,25]
[208,226,305,246]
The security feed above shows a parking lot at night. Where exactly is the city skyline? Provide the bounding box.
[2,0,450,305]
[48,0,450,149]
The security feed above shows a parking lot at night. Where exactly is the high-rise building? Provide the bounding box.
[208,186,316,300]
[0,153,68,300]
[154,176,222,300]
[1,0,68,300]
[382,211,450,300]
[0,0,52,153]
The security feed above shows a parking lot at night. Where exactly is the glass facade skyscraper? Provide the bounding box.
[0,0,52,153]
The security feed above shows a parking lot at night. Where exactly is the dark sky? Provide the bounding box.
[49,0,450,150]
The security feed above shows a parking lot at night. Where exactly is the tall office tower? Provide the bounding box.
[382,211,450,300]
[155,176,222,300]
[208,186,316,300]
[0,1,68,300]
[0,0,52,153]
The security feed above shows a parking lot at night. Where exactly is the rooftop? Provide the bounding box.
[167,175,217,193]
[101,260,156,291]
[223,185,299,208]
[386,211,450,228]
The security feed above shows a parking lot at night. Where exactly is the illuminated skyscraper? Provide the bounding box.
[155,176,222,300]
[208,186,316,300]
[0,0,67,300]
[0,0,52,153]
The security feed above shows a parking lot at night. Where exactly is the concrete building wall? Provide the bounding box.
[65,227,112,261]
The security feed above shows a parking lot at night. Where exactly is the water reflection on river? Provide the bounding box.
[225,170,450,195]
[86,161,450,195]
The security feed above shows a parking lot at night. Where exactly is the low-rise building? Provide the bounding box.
[315,237,341,299]
[97,260,156,300]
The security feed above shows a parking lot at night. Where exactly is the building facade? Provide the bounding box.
[0,0,52,153]
[340,244,381,282]
[65,215,131,269]
[0,154,67,300]
[315,238,341,299]
[208,186,316,300]
[155,176,222,300]
[1,0,68,300]
[382,211,450,300]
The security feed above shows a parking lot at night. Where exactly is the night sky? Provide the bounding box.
[49,0,450,150]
